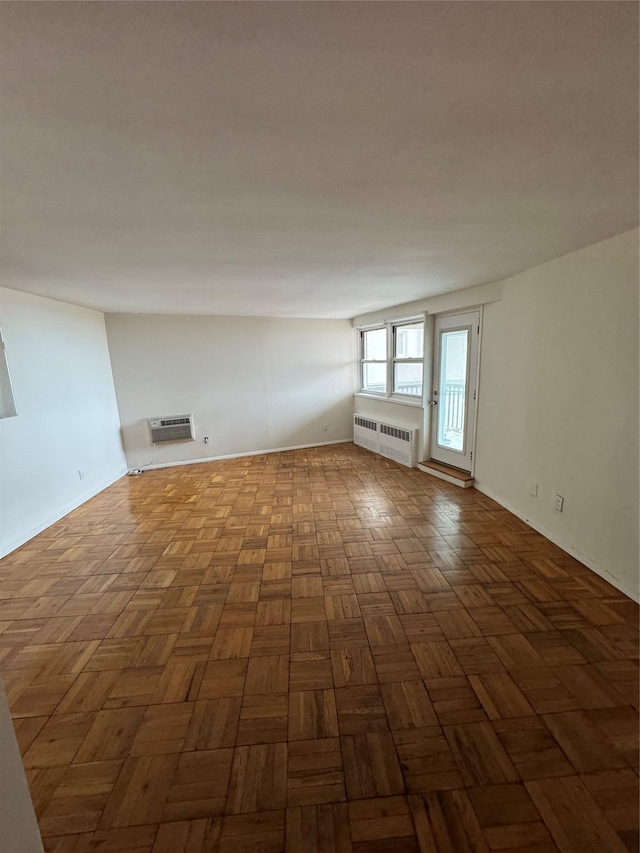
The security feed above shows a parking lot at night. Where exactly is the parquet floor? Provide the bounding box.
[0,443,638,852]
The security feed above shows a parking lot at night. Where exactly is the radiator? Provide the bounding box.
[353,415,379,453]
[353,415,418,468]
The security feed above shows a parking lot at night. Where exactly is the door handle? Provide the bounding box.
[428,400,438,406]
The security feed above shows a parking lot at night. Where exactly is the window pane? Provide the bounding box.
[437,329,468,452]
[394,322,423,358]
[362,362,386,393]
[363,328,386,360]
[394,362,423,396]
[0,332,17,419]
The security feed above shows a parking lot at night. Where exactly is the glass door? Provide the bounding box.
[429,311,480,471]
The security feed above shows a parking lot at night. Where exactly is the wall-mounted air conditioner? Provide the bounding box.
[147,414,195,443]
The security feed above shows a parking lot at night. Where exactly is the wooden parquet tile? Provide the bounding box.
[0,443,637,851]
[341,732,405,799]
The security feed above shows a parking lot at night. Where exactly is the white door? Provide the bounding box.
[429,310,480,472]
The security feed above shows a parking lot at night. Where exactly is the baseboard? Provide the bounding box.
[474,481,639,603]
[135,439,353,471]
[0,468,128,560]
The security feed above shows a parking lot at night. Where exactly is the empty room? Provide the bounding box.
[0,2,638,852]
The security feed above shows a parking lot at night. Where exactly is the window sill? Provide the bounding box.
[354,392,424,409]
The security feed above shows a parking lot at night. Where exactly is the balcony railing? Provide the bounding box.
[396,382,422,396]
[438,381,466,447]
[358,381,466,437]
[442,382,465,429]
[361,382,422,396]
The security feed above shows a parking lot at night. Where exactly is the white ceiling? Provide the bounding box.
[1,2,638,319]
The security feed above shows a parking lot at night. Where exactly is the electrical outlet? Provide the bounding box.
[554,494,564,512]
[203,436,209,444]
[323,423,329,432]
[78,470,84,480]
[529,483,538,497]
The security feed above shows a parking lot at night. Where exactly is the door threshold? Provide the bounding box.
[418,460,474,488]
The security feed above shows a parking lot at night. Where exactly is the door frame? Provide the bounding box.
[428,307,483,475]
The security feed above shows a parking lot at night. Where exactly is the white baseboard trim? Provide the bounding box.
[474,481,639,603]
[0,468,128,560]
[135,439,353,471]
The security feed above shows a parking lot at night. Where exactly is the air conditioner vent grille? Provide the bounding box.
[148,414,195,443]
[159,417,191,427]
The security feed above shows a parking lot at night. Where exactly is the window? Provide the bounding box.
[358,318,424,400]
[0,328,17,419]
[393,321,424,396]
[361,327,387,393]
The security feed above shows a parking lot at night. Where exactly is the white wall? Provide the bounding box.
[474,229,639,600]
[105,314,354,468]
[0,289,127,557]
[0,680,43,852]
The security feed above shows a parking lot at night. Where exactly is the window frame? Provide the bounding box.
[0,326,17,420]
[357,316,425,403]
[391,320,424,398]
[360,324,388,396]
